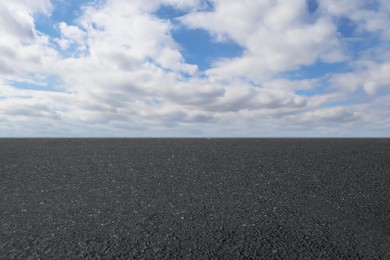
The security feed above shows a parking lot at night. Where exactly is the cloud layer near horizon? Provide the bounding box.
[0,0,390,137]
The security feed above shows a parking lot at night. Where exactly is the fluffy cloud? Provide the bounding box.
[0,0,389,136]
[320,0,390,38]
[180,0,345,80]
[0,0,57,80]
[330,61,390,94]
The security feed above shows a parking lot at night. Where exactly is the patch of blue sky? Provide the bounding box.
[296,80,329,97]
[154,0,215,17]
[282,61,351,82]
[336,16,382,59]
[154,5,189,19]
[34,13,60,38]
[374,89,390,97]
[321,99,357,108]
[344,35,381,60]
[9,77,65,92]
[153,3,240,71]
[50,0,96,25]
[306,0,319,14]
[172,28,244,71]
[336,17,357,38]
[153,1,214,22]
[34,0,96,37]
[292,61,360,99]
[364,1,380,11]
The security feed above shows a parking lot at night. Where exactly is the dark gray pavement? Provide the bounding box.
[1,138,390,259]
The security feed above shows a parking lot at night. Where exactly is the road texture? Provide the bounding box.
[1,138,390,259]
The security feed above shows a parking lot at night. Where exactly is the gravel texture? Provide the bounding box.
[1,138,390,259]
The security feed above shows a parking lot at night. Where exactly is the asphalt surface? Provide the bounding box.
[1,138,390,259]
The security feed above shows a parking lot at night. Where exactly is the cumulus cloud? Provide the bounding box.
[180,0,346,80]
[330,61,390,94]
[0,0,58,80]
[0,0,389,136]
[320,0,390,38]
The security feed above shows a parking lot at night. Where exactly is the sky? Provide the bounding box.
[1,0,390,137]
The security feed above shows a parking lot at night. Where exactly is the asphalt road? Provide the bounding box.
[1,138,390,259]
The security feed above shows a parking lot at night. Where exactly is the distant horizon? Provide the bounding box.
[1,0,390,137]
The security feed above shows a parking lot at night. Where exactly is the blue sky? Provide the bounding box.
[1,0,390,137]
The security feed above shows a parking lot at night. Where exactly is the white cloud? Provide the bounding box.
[0,0,58,81]
[329,41,390,95]
[0,0,52,42]
[57,22,87,49]
[180,0,346,81]
[320,0,390,38]
[0,0,389,136]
